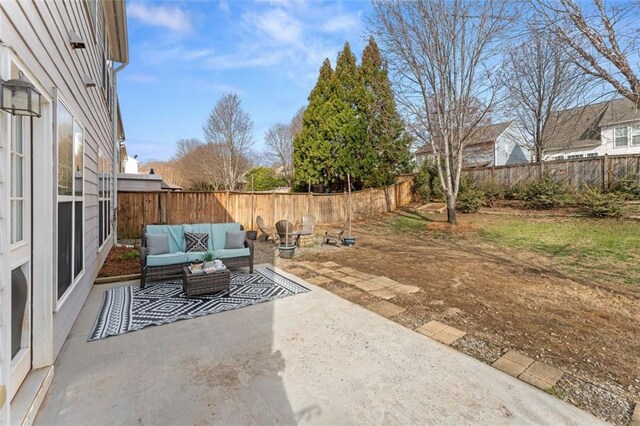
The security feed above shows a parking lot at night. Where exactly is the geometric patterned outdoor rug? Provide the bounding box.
[89,265,309,341]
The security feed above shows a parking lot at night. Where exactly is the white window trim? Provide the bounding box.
[98,149,113,251]
[55,97,86,309]
[613,124,640,148]
[9,116,27,247]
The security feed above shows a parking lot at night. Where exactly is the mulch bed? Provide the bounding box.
[98,245,140,278]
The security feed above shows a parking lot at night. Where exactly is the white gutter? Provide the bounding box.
[112,61,127,245]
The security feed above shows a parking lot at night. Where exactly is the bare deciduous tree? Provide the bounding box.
[204,93,254,190]
[370,0,514,224]
[500,26,592,162]
[264,107,304,187]
[173,138,203,160]
[139,160,185,187]
[534,0,640,105]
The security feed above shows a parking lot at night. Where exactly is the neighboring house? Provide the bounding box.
[543,98,640,160]
[414,121,531,168]
[123,155,140,173]
[0,1,128,423]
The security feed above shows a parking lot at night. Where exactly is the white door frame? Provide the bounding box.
[8,114,32,401]
[0,48,54,413]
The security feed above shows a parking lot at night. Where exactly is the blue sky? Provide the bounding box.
[119,0,371,163]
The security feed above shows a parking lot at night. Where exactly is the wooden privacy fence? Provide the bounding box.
[117,178,414,239]
[464,154,640,189]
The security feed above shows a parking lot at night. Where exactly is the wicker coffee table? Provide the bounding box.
[182,267,230,298]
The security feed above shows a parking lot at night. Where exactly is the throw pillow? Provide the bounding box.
[224,231,246,249]
[184,232,209,252]
[146,233,169,255]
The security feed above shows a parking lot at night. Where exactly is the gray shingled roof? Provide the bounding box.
[414,121,512,154]
[544,98,640,151]
[467,121,512,145]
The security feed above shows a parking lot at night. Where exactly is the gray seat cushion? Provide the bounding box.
[225,231,246,249]
[146,233,169,255]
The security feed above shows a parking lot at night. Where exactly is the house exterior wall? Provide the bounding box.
[463,142,494,167]
[495,124,530,166]
[0,1,124,421]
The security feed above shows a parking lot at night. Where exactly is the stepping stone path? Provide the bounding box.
[367,300,406,318]
[492,350,564,390]
[290,261,420,300]
[416,320,466,345]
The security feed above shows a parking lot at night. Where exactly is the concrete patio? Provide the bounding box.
[35,269,604,425]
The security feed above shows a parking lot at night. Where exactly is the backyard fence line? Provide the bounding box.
[464,154,640,190]
[117,177,414,239]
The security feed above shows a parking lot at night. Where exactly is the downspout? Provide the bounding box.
[112,61,127,245]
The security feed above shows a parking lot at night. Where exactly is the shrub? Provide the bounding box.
[413,161,444,202]
[581,188,626,218]
[475,180,505,207]
[610,175,640,200]
[457,187,485,213]
[504,181,527,201]
[521,173,568,209]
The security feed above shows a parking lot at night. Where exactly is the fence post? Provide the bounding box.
[602,154,609,190]
[225,190,230,222]
[271,191,276,225]
[343,191,348,224]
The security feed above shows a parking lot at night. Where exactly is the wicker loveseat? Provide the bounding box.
[140,223,253,288]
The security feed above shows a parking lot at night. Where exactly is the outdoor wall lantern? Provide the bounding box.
[0,72,42,117]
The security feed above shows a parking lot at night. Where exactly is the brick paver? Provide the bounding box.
[519,361,564,390]
[354,279,388,292]
[324,271,347,280]
[431,328,466,345]
[366,301,406,318]
[369,288,397,300]
[415,321,465,345]
[305,276,332,286]
[333,287,365,300]
[389,284,420,294]
[415,321,448,337]
[335,275,362,285]
[492,351,534,378]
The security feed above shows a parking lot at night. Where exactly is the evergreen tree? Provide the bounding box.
[293,59,335,189]
[294,39,411,192]
[330,42,371,189]
[360,37,412,187]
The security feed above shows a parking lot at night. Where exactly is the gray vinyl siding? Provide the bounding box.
[0,1,118,359]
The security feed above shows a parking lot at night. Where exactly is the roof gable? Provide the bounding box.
[544,98,640,151]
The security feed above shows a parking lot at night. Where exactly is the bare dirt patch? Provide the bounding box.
[297,208,640,415]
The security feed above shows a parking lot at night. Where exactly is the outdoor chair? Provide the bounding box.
[275,220,296,246]
[322,221,348,246]
[300,214,315,235]
[256,215,277,242]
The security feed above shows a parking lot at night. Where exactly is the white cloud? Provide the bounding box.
[250,9,303,46]
[205,50,285,70]
[322,12,362,34]
[128,3,193,33]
